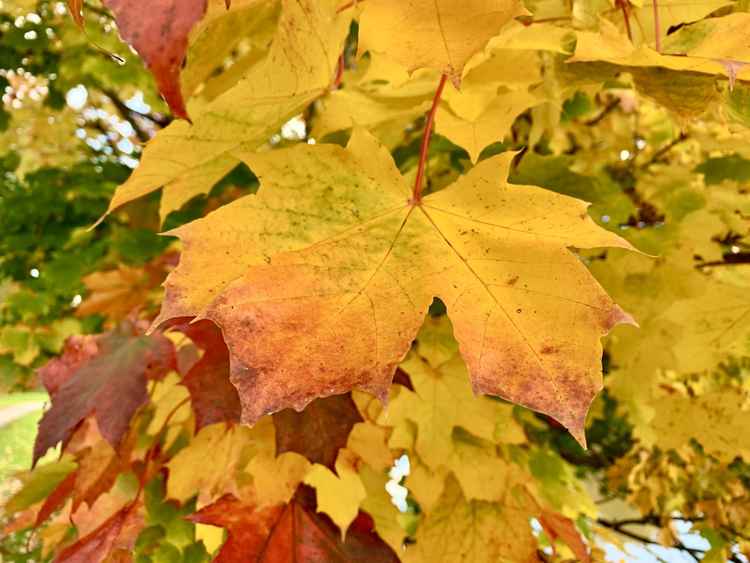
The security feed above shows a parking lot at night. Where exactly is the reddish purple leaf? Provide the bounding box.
[273,394,363,471]
[35,471,77,528]
[101,0,209,120]
[189,487,398,563]
[180,320,241,430]
[54,502,143,563]
[33,321,175,466]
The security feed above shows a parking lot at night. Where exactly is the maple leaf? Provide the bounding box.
[247,451,311,508]
[402,475,541,563]
[33,321,175,466]
[180,0,280,102]
[76,254,175,321]
[179,320,241,430]
[62,418,135,513]
[273,393,363,470]
[157,129,634,445]
[647,391,750,461]
[436,89,542,163]
[663,271,750,372]
[358,0,527,86]
[54,500,144,563]
[166,420,273,504]
[188,487,399,562]
[539,509,591,563]
[38,335,99,397]
[101,0,351,221]
[97,0,209,120]
[606,0,734,48]
[34,471,77,527]
[381,317,526,470]
[303,449,367,538]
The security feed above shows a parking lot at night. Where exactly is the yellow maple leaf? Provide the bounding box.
[246,451,311,507]
[101,0,351,222]
[402,475,540,563]
[157,129,634,446]
[648,391,750,461]
[436,89,542,162]
[303,449,366,538]
[663,271,750,373]
[382,317,526,470]
[358,0,527,85]
[181,0,279,102]
[166,419,273,504]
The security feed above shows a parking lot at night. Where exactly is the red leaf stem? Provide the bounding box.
[411,73,448,204]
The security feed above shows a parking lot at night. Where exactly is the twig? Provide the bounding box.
[336,0,361,13]
[100,88,151,143]
[583,99,620,126]
[597,516,746,563]
[697,252,750,269]
[597,518,702,562]
[100,85,170,131]
[411,74,448,204]
[638,131,688,169]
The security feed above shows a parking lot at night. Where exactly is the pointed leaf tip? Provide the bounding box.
[101,0,208,120]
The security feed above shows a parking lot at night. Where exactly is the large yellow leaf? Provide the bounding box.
[358,0,526,85]
[102,0,350,221]
[157,129,634,445]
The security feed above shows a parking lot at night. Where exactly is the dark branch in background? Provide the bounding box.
[697,252,750,269]
[598,518,700,562]
[637,131,689,169]
[102,87,172,127]
[597,515,746,563]
[583,98,620,126]
[86,119,122,154]
[100,87,171,143]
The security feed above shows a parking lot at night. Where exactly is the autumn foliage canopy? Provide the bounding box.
[1,0,750,561]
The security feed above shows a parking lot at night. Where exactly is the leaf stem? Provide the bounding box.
[336,0,361,13]
[411,73,448,204]
[652,0,662,52]
[331,54,345,89]
[617,0,633,42]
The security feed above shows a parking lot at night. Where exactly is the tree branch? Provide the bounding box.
[638,131,689,169]
[597,515,746,563]
[597,518,702,562]
[583,98,620,126]
[697,252,750,269]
